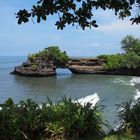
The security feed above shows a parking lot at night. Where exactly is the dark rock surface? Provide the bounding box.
[11,62,56,77]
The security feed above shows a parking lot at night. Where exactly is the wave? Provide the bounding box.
[113,79,134,86]
[134,89,140,100]
[76,93,100,107]
[130,77,140,85]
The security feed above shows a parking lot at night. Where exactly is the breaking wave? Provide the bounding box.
[76,93,100,107]
[130,77,140,86]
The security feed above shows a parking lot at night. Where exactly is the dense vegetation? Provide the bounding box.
[0,97,139,140]
[97,35,140,70]
[0,97,105,140]
[16,0,140,29]
[28,46,69,67]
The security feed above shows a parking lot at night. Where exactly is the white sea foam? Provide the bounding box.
[130,89,140,107]
[76,93,100,108]
[130,77,140,85]
[134,89,140,100]
[113,79,134,86]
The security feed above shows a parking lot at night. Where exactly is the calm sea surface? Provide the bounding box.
[0,56,139,126]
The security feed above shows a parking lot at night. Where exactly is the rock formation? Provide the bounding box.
[11,61,56,77]
[67,58,106,74]
[67,58,140,76]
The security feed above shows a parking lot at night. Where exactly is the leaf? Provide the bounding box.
[37,17,41,23]
[18,19,22,24]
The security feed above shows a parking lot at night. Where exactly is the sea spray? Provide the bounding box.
[130,77,140,85]
[76,93,100,107]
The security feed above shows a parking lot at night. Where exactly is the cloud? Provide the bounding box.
[96,20,140,33]
[87,42,100,47]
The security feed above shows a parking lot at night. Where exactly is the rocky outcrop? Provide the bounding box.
[12,57,140,77]
[11,61,56,77]
[67,58,106,74]
[67,58,140,76]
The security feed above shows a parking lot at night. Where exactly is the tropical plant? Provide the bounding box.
[121,35,140,55]
[116,99,140,134]
[0,97,106,140]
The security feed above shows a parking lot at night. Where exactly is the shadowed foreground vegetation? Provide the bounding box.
[0,97,105,140]
[0,97,139,140]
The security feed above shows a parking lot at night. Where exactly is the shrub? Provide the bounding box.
[97,54,123,70]
[0,97,106,140]
[28,46,69,67]
[121,52,140,69]
[97,53,140,70]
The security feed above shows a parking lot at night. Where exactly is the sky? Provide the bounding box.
[0,1,140,57]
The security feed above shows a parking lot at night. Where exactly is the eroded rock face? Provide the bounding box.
[67,58,106,74]
[11,62,56,77]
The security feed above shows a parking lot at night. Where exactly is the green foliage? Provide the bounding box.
[97,54,123,70]
[16,0,140,29]
[97,36,140,70]
[0,97,105,140]
[0,98,43,140]
[97,54,109,60]
[28,46,69,67]
[121,52,140,69]
[97,52,140,70]
[121,35,140,55]
[117,99,140,134]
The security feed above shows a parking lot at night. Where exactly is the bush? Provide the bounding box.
[121,52,140,69]
[0,97,106,140]
[28,46,69,67]
[97,54,123,70]
[97,53,140,70]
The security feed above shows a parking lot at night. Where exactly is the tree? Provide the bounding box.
[16,0,140,30]
[121,35,140,55]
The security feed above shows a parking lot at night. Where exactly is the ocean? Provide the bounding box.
[0,56,139,126]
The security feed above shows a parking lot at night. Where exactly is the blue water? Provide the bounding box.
[0,56,138,126]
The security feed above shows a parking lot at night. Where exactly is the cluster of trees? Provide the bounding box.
[98,35,140,70]
[28,46,69,67]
